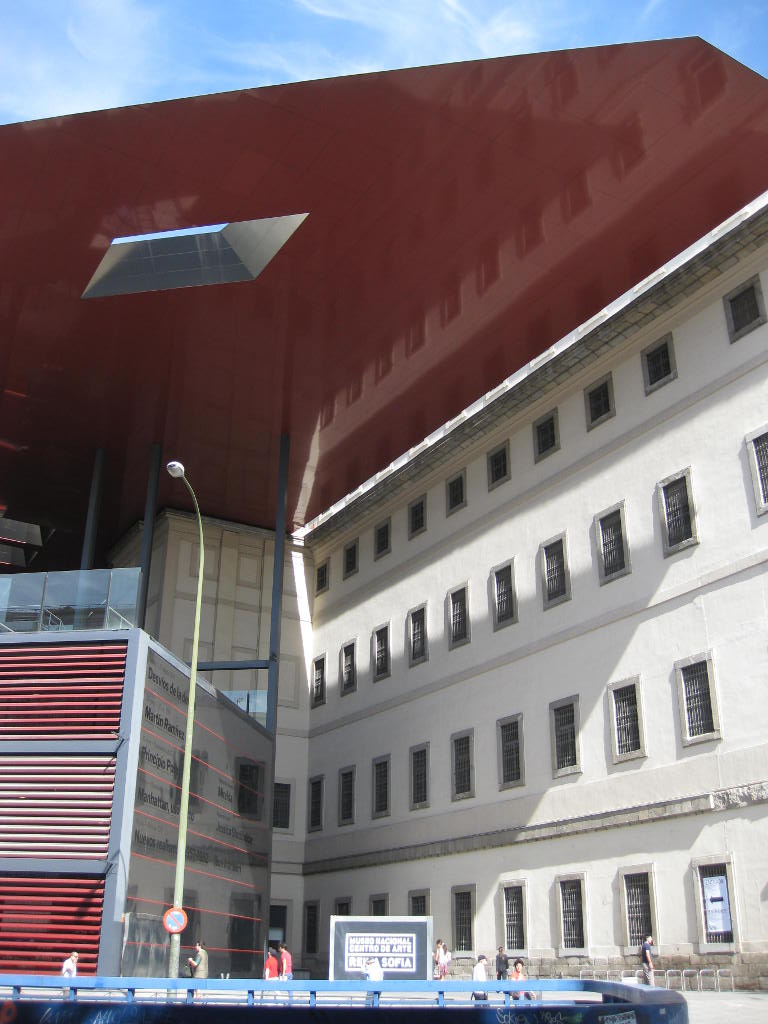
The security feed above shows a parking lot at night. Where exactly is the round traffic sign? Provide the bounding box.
[162,907,188,934]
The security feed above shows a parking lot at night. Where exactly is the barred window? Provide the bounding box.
[624,873,652,946]
[410,893,427,916]
[343,539,358,578]
[447,472,466,514]
[534,410,559,461]
[552,700,578,773]
[454,889,473,952]
[312,656,326,707]
[338,767,355,826]
[374,519,391,559]
[724,277,766,342]
[341,642,356,694]
[560,878,585,949]
[494,564,515,626]
[370,896,388,916]
[304,902,319,955]
[374,625,389,679]
[643,336,676,391]
[410,606,427,663]
[308,776,323,831]
[499,718,521,785]
[372,757,390,817]
[600,509,626,578]
[315,561,328,594]
[613,684,641,755]
[236,758,264,819]
[682,660,715,737]
[487,442,510,488]
[544,539,567,605]
[452,732,473,798]
[335,899,351,916]
[409,496,426,538]
[699,864,734,943]
[504,885,525,949]
[663,477,692,547]
[411,745,429,808]
[747,429,768,514]
[585,374,614,429]
[272,781,291,830]
[450,587,468,644]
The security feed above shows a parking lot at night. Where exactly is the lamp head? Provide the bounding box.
[166,460,185,479]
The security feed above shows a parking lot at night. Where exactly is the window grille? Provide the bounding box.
[488,445,508,485]
[410,607,426,661]
[373,759,389,816]
[411,746,428,805]
[554,703,577,770]
[451,588,468,643]
[342,643,356,693]
[308,777,323,830]
[236,759,264,818]
[375,520,390,558]
[536,416,557,455]
[682,661,714,736]
[410,893,427,916]
[304,903,319,954]
[613,684,641,754]
[272,782,291,829]
[663,477,692,546]
[453,734,471,795]
[729,284,760,334]
[699,864,733,942]
[500,719,521,783]
[504,885,525,949]
[371,897,388,916]
[624,873,652,946]
[410,498,425,536]
[545,540,566,601]
[560,879,585,948]
[645,341,671,385]
[343,541,358,577]
[312,658,325,706]
[753,432,768,502]
[600,510,625,576]
[375,626,389,677]
[316,562,328,593]
[335,899,351,916]
[588,381,611,423]
[339,769,354,825]
[495,565,514,623]
[454,890,473,951]
[448,474,464,511]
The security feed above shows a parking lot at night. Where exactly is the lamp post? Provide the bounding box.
[165,460,204,979]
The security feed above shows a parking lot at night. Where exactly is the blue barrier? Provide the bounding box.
[0,974,688,1024]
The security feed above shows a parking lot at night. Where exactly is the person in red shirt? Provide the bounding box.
[264,947,279,979]
[279,942,293,980]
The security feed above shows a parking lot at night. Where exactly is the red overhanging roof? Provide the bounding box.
[1,37,768,565]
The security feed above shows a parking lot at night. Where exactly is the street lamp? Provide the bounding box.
[165,460,204,979]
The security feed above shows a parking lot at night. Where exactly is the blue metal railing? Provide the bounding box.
[0,974,688,1021]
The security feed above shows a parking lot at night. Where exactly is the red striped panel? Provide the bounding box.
[0,641,127,738]
[0,875,104,974]
[0,755,116,858]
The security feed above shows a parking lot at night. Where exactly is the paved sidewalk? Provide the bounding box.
[684,990,768,1023]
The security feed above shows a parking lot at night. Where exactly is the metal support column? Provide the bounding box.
[80,447,105,570]
[136,443,162,628]
[266,434,289,737]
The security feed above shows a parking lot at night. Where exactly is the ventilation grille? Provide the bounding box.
[0,755,116,858]
[0,641,127,739]
[0,874,105,974]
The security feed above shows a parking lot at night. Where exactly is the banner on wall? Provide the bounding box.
[329,916,432,981]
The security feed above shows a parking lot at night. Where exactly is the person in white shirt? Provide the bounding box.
[61,952,79,977]
[472,953,488,1001]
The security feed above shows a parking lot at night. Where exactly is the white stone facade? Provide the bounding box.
[118,208,768,986]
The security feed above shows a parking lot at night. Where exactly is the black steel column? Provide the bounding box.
[136,442,162,629]
[266,434,289,736]
[80,447,105,570]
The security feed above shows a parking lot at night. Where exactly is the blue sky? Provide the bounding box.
[1,0,767,125]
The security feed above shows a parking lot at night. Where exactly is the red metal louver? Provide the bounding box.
[0,641,127,739]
